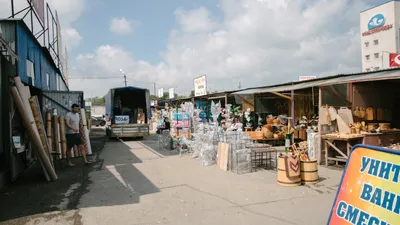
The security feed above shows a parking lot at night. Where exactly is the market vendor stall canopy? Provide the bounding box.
[231,67,400,95]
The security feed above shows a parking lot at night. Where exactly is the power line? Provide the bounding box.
[69,76,117,79]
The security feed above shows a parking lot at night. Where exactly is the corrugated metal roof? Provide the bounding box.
[232,67,400,95]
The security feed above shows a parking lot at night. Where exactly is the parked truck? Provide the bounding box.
[105,86,151,138]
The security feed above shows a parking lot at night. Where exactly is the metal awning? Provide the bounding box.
[232,69,400,95]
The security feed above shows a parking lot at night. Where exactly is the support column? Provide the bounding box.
[318,87,322,165]
[291,90,295,143]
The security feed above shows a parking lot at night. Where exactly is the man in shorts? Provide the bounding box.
[65,104,92,166]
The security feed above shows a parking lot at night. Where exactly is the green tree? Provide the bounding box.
[92,96,105,105]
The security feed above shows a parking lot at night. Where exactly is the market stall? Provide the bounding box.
[233,87,317,148]
[317,75,400,166]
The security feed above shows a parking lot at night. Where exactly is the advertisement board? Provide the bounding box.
[389,53,400,67]
[327,145,400,225]
[362,14,393,36]
[158,88,164,98]
[194,75,207,96]
[31,0,45,24]
[169,88,174,99]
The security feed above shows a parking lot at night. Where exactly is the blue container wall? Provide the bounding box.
[16,22,62,91]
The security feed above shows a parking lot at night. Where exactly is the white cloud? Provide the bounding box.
[0,0,85,49]
[62,27,82,49]
[109,17,138,35]
[70,0,379,97]
[47,0,85,49]
[174,7,215,33]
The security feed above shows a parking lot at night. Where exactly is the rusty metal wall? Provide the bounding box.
[41,90,84,117]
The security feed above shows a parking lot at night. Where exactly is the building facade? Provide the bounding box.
[0,19,68,91]
[0,19,70,187]
[360,0,400,71]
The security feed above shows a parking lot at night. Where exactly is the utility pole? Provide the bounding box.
[238,81,242,90]
[120,69,128,87]
[154,83,157,99]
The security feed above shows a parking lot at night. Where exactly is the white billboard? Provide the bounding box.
[31,0,45,24]
[169,88,174,99]
[158,88,164,98]
[194,75,207,96]
[299,76,317,81]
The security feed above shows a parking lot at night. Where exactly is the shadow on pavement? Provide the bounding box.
[139,134,180,157]
[0,127,160,224]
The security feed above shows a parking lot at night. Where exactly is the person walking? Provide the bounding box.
[65,104,92,166]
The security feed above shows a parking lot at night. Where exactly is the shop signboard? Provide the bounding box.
[169,88,174,99]
[327,145,400,225]
[389,53,400,67]
[299,76,317,81]
[362,14,392,36]
[115,115,129,124]
[194,75,207,96]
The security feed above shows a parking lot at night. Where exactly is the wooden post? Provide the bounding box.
[318,87,322,165]
[349,83,353,108]
[291,90,295,125]
[225,94,228,106]
[291,90,295,142]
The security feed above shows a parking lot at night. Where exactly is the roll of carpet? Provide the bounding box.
[46,111,53,155]
[29,96,53,167]
[79,113,88,156]
[53,115,62,159]
[11,84,57,181]
[58,116,68,159]
[80,108,92,155]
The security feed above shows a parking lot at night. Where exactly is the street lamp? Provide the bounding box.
[119,69,127,87]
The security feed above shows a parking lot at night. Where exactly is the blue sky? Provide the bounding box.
[0,0,385,97]
[71,0,221,64]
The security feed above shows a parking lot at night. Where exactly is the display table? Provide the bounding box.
[250,138,285,146]
[322,135,364,166]
[363,131,400,146]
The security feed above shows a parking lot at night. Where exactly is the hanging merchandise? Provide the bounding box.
[377,108,384,121]
[318,106,328,125]
[337,107,353,125]
[366,107,375,121]
[325,105,332,126]
[353,107,360,118]
[336,114,351,134]
[359,107,366,119]
[328,107,337,121]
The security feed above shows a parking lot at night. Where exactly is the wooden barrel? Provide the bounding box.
[300,159,319,184]
[277,156,301,187]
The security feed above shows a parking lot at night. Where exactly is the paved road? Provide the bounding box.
[0,130,342,225]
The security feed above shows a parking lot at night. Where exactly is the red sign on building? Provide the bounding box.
[389,53,400,67]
